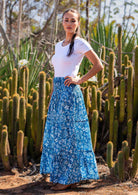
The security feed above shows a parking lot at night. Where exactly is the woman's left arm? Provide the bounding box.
[78,50,104,85]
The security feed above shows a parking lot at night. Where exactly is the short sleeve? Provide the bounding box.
[76,38,93,55]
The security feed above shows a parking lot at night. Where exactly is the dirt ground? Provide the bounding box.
[0,158,138,195]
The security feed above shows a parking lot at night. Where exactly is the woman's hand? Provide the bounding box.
[64,76,81,86]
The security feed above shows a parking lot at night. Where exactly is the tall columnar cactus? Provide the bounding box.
[0,99,2,122]
[91,86,97,111]
[127,65,133,121]
[26,104,32,152]
[118,25,122,73]
[131,122,138,178]
[119,78,125,123]
[36,71,46,155]
[2,97,9,126]
[113,119,118,154]
[133,46,138,122]
[122,140,129,162]
[109,95,114,141]
[84,86,90,113]
[19,67,25,96]
[108,52,115,99]
[45,81,51,113]
[124,55,129,75]
[2,81,7,89]
[17,130,24,168]
[97,90,102,112]
[23,136,28,166]
[19,96,26,132]
[127,119,133,148]
[117,151,125,181]
[0,87,2,98]
[25,66,29,103]
[8,99,13,144]
[33,90,38,101]
[8,77,12,97]
[104,99,109,128]
[98,46,105,87]
[115,97,120,120]
[12,68,18,97]
[91,109,98,151]
[32,100,38,144]
[3,88,9,98]
[1,129,11,171]
[12,94,19,152]
[106,141,113,168]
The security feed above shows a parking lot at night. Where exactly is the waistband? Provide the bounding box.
[53,77,79,90]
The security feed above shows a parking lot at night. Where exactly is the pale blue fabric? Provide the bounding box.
[40,77,99,184]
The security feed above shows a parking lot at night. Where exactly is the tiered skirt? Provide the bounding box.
[40,77,99,184]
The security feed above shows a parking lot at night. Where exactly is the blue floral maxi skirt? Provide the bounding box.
[40,77,99,184]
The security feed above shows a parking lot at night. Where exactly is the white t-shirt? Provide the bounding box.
[51,36,93,77]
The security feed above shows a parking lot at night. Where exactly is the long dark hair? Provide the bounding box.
[62,8,80,57]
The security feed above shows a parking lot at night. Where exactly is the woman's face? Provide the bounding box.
[62,11,80,34]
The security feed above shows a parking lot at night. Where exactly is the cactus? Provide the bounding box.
[8,77,12,97]
[23,136,28,166]
[117,151,125,181]
[36,71,46,155]
[98,46,105,87]
[113,119,118,154]
[108,52,115,99]
[17,130,24,168]
[127,66,133,121]
[91,86,97,111]
[109,95,114,141]
[104,99,109,128]
[133,46,138,121]
[8,99,13,145]
[12,94,19,152]
[0,99,2,122]
[25,67,29,103]
[97,90,102,112]
[19,67,25,96]
[2,81,7,89]
[106,141,113,168]
[84,86,90,113]
[127,119,133,148]
[26,104,32,151]
[1,129,11,171]
[3,88,9,98]
[119,78,125,123]
[91,109,98,151]
[19,96,26,132]
[2,97,9,126]
[32,100,38,144]
[33,90,38,101]
[118,25,122,73]
[115,98,120,120]
[11,68,18,96]
[0,86,2,98]
[131,122,138,178]
[45,81,50,112]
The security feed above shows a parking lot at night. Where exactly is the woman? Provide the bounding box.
[40,8,103,191]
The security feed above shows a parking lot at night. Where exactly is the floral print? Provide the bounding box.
[40,77,99,184]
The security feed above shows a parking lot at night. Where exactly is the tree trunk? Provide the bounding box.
[0,22,17,68]
[77,0,80,13]
[50,0,59,53]
[17,0,22,53]
[0,0,6,45]
[85,0,90,41]
[98,0,102,24]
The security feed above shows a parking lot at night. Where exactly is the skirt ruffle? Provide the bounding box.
[40,77,99,184]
